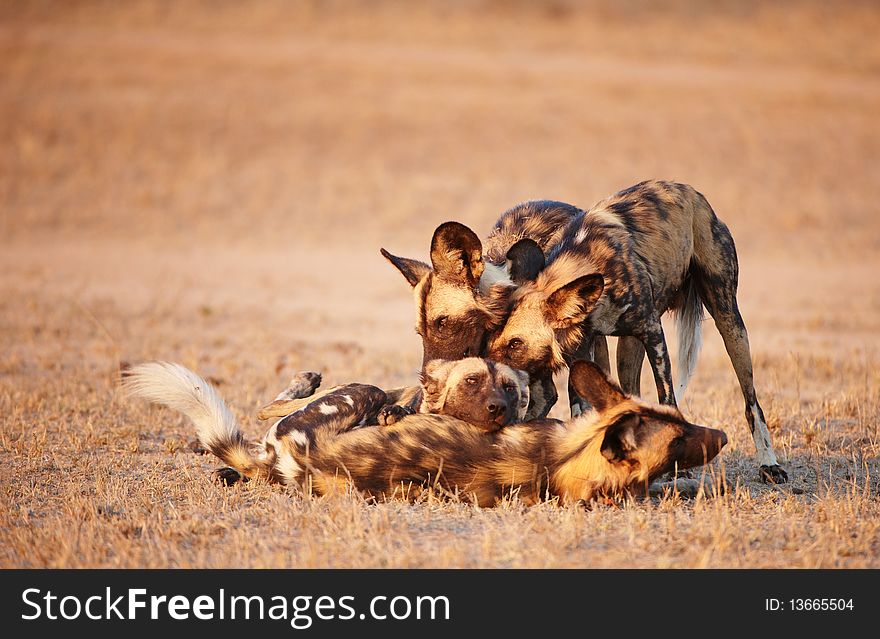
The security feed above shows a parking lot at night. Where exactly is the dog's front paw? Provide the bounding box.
[214,467,246,486]
[759,464,789,484]
[378,404,415,426]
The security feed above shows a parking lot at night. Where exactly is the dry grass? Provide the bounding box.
[2,0,879,568]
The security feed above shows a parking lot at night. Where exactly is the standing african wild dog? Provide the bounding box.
[122,360,727,505]
[381,200,610,418]
[486,180,787,483]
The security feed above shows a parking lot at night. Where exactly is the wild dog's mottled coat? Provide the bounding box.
[122,357,530,483]
[381,201,584,368]
[122,360,727,506]
[487,180,786,482]
[382,200,608,417]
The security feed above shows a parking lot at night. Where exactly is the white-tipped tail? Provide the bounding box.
[673,277,704,403]
[121,361,269,479]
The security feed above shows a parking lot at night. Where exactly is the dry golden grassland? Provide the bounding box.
[2,1,879,567]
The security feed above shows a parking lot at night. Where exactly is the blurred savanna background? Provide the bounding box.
[2,0,879,568]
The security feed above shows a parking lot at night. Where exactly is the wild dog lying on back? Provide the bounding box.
[255,358,530,433]
[486,180,787,483]
[122,360,726,505]
[381,200,609,418]
[122,357,530,484]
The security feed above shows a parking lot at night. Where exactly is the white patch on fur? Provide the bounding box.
[750,401,779,467]
[479,262,512,293]
[275,451,303,484]
[574,227,588,244]
[342,395,354,406]
[289,430,309,448]
[318,403,338,415]
[266,420,283,443]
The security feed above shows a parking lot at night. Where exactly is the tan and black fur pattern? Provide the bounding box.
[121,358,531,486]
[487,180,787,483]
[380,201,588,368]
[381,200,610,417]
[416,358,530,431]
[298,361,727,505]
[122,360,727,506]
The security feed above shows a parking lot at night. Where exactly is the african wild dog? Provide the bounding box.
[121,357,531,484]
[381,200,609,417]
[122,359,727,505]
[486,180,787,483]
[256,358,531,433]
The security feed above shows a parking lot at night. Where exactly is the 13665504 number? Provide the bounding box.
[789,599,854,611]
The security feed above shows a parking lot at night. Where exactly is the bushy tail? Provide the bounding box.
[673,274,704,403]
[120,361,271,480]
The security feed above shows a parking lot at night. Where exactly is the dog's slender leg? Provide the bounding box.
[691,210,787,483]
[273,384,389,441]
[591,335,611,376]
[698,293,787,483]
[258,371,324,421]
[616,335,645,397]
[639,322,677,406]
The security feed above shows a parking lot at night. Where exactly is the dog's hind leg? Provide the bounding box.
[258,371,324,420]
[693,245,787,482]
[697,288,787,483]
[273,384,389,440]
[275,371,323,401]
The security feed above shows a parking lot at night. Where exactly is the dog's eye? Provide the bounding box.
[503,384,517,394]
[465,376,478,385]
[508,338,523,351]
[435,316,448,331]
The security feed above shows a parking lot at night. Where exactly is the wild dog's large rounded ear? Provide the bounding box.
[419,359,455,410]
[419,359,456,392]
[569,360,626,413]
[380,248,431,288]
[599,414,640,463]
[545,273,604,328]
[506,238,545,284]
[430,222,484,286]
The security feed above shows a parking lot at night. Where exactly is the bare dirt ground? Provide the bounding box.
[2,1,879,568]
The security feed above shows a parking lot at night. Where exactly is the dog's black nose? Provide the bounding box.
[486,401,507,416]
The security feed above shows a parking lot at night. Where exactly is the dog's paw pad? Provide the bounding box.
[378,405,415,426]
[277,371,322,401]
